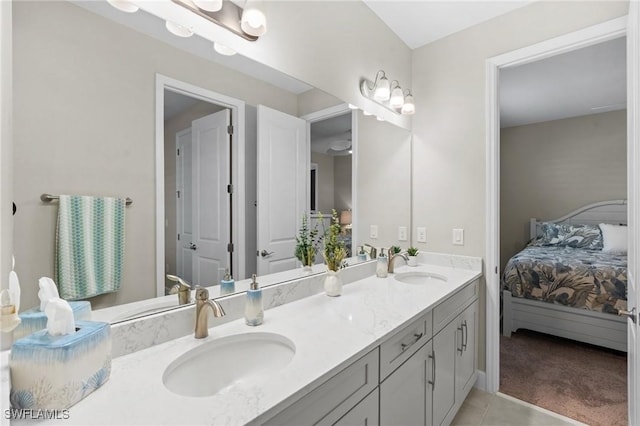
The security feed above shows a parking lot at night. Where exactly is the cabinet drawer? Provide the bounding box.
[379,312,432,380]
[264,348,379,426]
[433,280,478,334]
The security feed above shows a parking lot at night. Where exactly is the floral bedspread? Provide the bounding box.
[502,245,627,314]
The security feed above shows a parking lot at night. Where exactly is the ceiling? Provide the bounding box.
[363,0,533,49]
[500,36,627,128]
[310,113,353,157]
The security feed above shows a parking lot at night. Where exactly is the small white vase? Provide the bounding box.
[324,270,342,297]
[407,256,418,267]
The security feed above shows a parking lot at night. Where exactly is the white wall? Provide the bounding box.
[12,1,299,311]
[0,0,12,292]
[411,0,629,371]
[500,110,627,269]
[334,155,352,212]
[311,152,335,213]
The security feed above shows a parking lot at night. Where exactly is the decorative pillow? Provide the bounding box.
[599,223,627,254]
[532,222,603,249]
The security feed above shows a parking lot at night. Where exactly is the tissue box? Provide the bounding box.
[15,301,92,340]
[9,321,111,409]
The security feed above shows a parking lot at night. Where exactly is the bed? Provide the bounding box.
[501,200,628,352]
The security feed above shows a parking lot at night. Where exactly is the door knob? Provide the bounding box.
[189,243,197,251]
[619,307,637,323]
[260,249,274,257]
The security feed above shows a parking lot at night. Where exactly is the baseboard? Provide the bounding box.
[474,370,487,391]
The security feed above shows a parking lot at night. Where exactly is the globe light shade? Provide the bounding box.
[374,75,390,101]
[214,42,237,56]
[389,86,405,108]
[241,1,267,36]
[166,21,194,38]
[401,94,416,115]
[106,0,139,13]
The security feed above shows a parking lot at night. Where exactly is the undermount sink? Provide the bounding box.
[163,332,296,397]
[394,271,447,285]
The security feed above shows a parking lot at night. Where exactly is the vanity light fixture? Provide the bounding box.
[214,42,237,56]
[106,0,139,13]
[166,20,194,37]
[170,0,266,42]
[360,70,416,115]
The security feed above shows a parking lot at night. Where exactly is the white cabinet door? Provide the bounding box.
[456,301,477,400]
[380,342,428,426]
[432,319,457,426]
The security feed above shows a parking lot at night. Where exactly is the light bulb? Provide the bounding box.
[214,42,237,56]
[166,21,194,38]
[374,75,390,101]
[193,0,222,12]
[401,94,415,115]
[390,86,404,108]
[106,0,139,13]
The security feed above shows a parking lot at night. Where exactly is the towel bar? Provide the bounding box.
[40,193,133,206]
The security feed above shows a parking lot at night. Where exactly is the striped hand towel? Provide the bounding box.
[55,195,126,300]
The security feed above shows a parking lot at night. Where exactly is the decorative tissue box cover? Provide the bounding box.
[9,320,111,410]
[15,301,92,340]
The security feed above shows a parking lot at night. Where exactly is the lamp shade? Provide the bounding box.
[165,21,194,37]
[106,0,139,13]
[390,86,405,108]
[401,94,415,115]
[241,0,267,36]
[340,210,352,225]
[374,75,390,101]
[193,0,222,12]
[214,42,237,56]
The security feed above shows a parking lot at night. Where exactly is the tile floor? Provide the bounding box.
[451,388,588,426]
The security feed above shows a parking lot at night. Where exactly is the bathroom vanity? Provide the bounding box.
[7,254,481,425]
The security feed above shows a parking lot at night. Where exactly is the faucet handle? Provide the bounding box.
[195,286,209,301]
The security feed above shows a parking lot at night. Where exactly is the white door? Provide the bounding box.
[176,128,194,283]
[191,110,231,286]
[257,105,307,275]
[627,3,640,424]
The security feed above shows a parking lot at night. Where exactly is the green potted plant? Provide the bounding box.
[295,213,320,271]
[407,246,419,266]
[322,209,347,296]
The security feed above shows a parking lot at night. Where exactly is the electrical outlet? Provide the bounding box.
[417,227,426,243]
[398,226,407,241]
[453,228,464,245]
[370,225,378,239]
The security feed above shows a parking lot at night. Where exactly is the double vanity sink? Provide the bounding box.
[12,259,481,425]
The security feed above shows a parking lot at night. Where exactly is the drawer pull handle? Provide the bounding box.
[428,350,436,389]
[400,332,424,352]
[457,325,464,354]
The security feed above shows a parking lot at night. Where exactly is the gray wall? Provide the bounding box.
[500,110,627,270]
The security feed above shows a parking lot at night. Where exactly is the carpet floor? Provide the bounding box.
[500,329,627,426]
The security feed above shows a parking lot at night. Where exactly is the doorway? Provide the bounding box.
[155,74,246,297]
[485,14,639,425]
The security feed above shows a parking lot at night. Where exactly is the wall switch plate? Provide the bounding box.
[398,226,407,241]
[417,227,426,243]
[370,225,378,239]
[453,228,464,245]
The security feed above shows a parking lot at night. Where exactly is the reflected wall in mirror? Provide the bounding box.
[11,0,412,323]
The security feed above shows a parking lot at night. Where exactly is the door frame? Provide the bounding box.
[155,74,245,297]
[301,104,358,252]
[484,16,633,394]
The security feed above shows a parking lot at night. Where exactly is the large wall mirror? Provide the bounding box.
[11,0,412,323]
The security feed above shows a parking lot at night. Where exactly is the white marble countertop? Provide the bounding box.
[10,262,481,425]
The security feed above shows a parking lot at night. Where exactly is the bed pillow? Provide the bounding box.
[533,222,603,249]
[599,223,627,254]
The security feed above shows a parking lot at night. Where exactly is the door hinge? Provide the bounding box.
[227,184,234,194]
[177,234,180,241]
[227,125,234,135]
[177,148,180,156]
[177,190,181,198]
[227,243,234,253]
[495,266,498,274]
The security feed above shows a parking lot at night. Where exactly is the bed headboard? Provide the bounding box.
[529,199,627,240]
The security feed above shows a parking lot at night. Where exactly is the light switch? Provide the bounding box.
[453,228,464,246]
[370,225,378,239]
[417,227,427,243]
[398,226,407,241]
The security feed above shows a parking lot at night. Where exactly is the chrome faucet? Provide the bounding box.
[388,248,409,273]
[364,244,378,259]
[194,287,225,339]
[167,274,192,305]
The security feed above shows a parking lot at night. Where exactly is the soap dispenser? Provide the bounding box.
[376,248,388,278]
[358,246,367,262]
[245,274,264,326]
[220,269,235,296]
